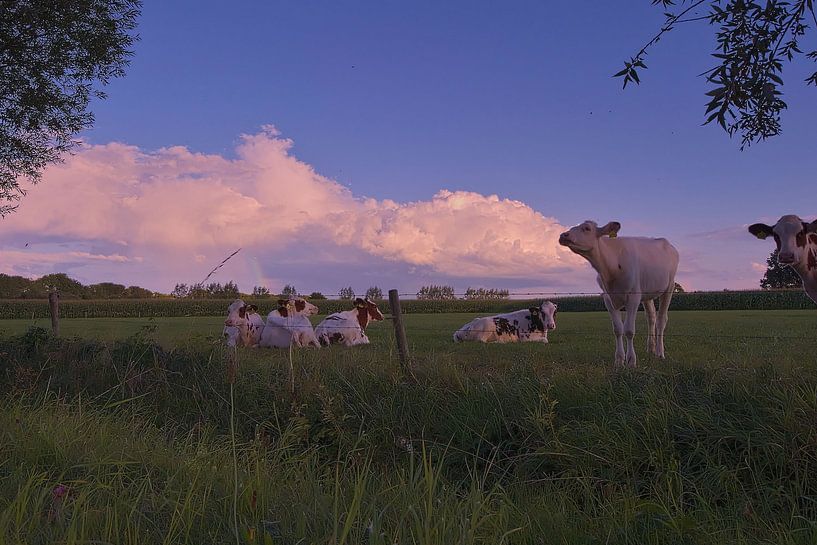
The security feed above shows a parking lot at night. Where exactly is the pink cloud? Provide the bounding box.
[0,127,586,293]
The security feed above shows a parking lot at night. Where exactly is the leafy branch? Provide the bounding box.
[615,0,817,148]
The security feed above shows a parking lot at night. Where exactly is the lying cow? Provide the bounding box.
[749,214,817,304]
[245,305,265,346]
[315,297,384,346]
[262,297,320,348]
[559,220,679,368]
[453,301,557,343]
[223,299,250,347]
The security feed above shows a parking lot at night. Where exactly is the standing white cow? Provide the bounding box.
[315,297,384,346]
[559,220,679,368]
[749,215,817,304]
[453,301,558,343]
[262,297,321,348]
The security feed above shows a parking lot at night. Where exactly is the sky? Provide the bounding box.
[1,0,816,296]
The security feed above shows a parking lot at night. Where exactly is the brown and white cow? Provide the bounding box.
[453,301,558,343]
[559,220,679,368]
[315,297,384,346]
[223,299,250,347]
[749,214,817,304]
[261,297,321,348]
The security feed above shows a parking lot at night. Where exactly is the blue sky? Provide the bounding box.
[2,1,816,293]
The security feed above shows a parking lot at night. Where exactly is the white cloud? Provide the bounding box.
[0,127,585,292]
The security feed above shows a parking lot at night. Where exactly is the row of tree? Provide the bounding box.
[170,282,240,299]
[269,285,384,301]
[0,273,154,299]
[416,285,511,300]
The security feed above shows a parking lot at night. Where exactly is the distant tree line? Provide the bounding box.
[170,282,240,299]
[0,273,155,299]
[416,285,512,300]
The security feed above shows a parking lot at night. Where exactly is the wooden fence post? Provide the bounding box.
[388,289,409,370]
[48,290,60,336]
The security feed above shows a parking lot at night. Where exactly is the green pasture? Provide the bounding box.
[0,310,814,367]
[1,310,816,544]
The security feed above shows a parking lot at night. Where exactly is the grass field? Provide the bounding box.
[2,310,817,544]
[1,310,815,365]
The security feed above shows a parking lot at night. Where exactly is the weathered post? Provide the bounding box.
[48,290,60,336]
[388,289,409,370]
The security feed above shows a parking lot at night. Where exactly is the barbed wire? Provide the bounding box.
[35,316,815,341]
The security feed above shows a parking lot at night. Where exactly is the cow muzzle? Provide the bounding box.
[778,252,796,264]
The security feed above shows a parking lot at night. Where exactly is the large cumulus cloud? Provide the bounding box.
[0,127,586,293]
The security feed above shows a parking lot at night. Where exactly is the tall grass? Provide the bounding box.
[2,325,817,543]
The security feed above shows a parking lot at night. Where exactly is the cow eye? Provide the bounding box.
[582,226,590,232]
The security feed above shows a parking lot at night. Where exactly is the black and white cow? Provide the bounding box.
[453,301,557,343]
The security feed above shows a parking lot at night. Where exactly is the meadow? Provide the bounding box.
[2,310,817,544]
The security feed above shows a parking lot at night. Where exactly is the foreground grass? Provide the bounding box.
[1,311,817,544]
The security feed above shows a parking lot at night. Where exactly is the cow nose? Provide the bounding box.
[779,252,795,263]
[548,323,556,330]
[558,232,569,243]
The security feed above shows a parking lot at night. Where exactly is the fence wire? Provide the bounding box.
[53,315,816,342]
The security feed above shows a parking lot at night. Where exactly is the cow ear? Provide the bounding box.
[277,299,288,306]
[749,223,774,240]
[529,307,540,315]
[598,221,621,238]
[805,220,817,234]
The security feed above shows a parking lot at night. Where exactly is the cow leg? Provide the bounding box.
[655,289,674,359]
[602,294,625,367]
[643,299,657,355]
[623,296,640,368]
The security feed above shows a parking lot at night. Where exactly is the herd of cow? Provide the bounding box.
[223,296,385,348]
[222,214,817,368]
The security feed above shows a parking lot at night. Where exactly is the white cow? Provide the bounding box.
[315,297,384,346]
[453,301,558,343]
[262,297,321,348]
[559,220,679,368]
[245,305,265,347]
[223,300,264,347]
[223,299,251,347]
[749,215,817,304]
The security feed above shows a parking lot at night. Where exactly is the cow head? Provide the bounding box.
[354,297,384,329]
[749,215,817,267]
[559,220,621,254]
[529,301,557,332]
[540,301,557,330]
[277,296,318,317]
[276,298,293,317]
